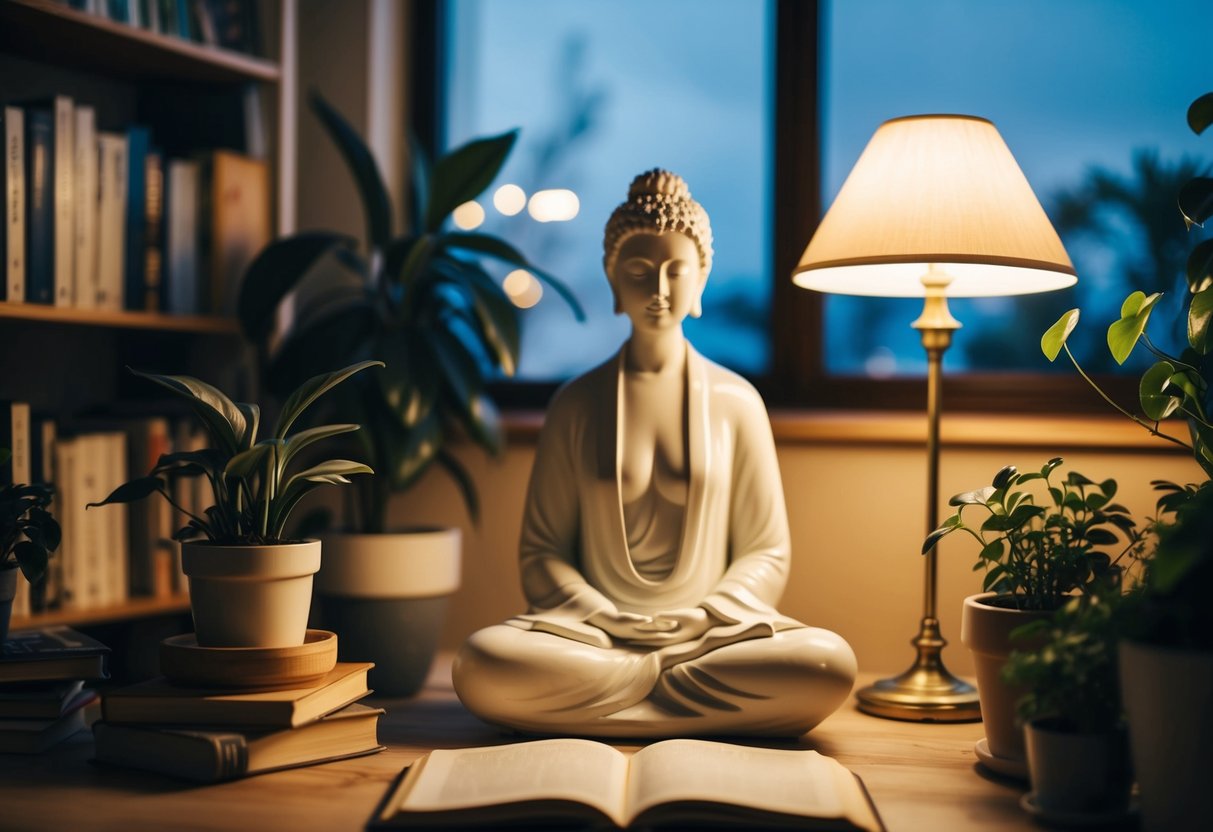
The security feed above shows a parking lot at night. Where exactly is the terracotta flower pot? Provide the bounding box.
[1120,639,1213,832]
[960,592,1054,775]
[312,529,461,697]
[182,540,321,648]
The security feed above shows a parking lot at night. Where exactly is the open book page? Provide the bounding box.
[625,739,881,831]
[382,738,631,826]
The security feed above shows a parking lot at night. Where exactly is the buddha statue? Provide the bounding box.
[453,170,856,737]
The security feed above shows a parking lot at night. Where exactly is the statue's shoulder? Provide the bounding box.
[696,350,766,410]
[543,353,617,424]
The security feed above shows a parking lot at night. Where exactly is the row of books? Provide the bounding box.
[0,625,109,754]
[3,400,212,618]
[0,94,270,317]
[94,662,383,782]
[66,0,263,57]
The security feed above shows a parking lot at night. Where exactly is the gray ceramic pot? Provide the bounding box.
[312,530,461,697]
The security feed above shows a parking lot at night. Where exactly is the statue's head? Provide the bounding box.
[603,170,714,326]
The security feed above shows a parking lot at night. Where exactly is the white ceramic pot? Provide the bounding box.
[960,592,1054,771]
[182,540,321,648]
[1120,639,1213,832]
[1024,718,1131,815]
[313,529,461,696]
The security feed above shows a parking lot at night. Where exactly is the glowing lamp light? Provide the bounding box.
[452,200,485,230]
[503,269,543,308]
[528,189,580,222]
[493,184,527,216]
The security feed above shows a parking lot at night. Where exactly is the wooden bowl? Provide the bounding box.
[159,629,338,690]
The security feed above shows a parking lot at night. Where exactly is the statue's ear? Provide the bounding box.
[689,273,708,318]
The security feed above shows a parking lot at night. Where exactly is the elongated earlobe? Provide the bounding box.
[690,298,703,318]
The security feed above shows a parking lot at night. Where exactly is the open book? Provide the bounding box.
[371,738,884,830]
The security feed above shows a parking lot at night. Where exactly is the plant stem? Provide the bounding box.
[1065,344,1195,451]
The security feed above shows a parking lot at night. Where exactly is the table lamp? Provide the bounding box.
[793,114,1076,721]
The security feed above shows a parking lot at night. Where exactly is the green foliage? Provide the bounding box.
[237,93,584,533]
[1002,594,1124,733]
[0,458,60,584]
[1125,481,1213,650]
[88,363,381,545]
[923,458,1144,610]
[1041,92,1213,479]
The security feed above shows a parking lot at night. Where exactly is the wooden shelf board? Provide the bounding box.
[0,302,240,334]
[10,594,190,629]
[0,0,280,84]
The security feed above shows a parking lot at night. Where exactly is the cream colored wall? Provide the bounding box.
[386,429,1200,677]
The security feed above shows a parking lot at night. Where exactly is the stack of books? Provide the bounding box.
[0,625,109,754]
[93,662,384,782]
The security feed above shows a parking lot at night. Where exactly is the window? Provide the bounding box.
[442,0,775,381]
[822,0,1212,380]
[425,0,1211,410]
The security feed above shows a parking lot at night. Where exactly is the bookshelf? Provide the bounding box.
[1,0,297,630]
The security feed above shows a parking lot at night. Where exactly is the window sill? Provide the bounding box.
[503,410,1189,453]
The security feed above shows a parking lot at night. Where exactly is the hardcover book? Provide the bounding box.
[72,105,97,308]
[23,105,53,304]
[93,701,385,782]
[95,131,128,310]
[2,104,23,302]
[0,689,96,754]
[0,626,110,684]
[0,680,86,720]
[102,662,372,728]
[371,738,885,831]
[201,149,268,314]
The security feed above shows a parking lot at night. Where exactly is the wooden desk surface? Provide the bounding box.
[0,663,1034,831]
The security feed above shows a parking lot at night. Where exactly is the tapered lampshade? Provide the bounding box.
[793,114,1076,297]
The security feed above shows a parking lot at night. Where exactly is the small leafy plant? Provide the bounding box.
[89,361,382,545]
[0,448,60,583]
[237,93,584,533]
[923,458,1143,610]
[1002,594,1124,733]
[1041,90,1213,479]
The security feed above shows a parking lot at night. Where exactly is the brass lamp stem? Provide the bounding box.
[855,265,982,722]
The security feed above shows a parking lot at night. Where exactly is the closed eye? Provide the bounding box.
[623,257,652,277]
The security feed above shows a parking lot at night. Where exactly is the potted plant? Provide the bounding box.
[1002,594,1133,821]
[923,457,1143,777]
[0,450,60,642]
[1114,482,1213,832]
[89,361,382,649]
[235,93,583,694]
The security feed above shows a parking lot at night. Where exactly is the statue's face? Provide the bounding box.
[610,232,704,331]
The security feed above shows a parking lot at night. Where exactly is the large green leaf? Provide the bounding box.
[442,232,586,320]
[236,402,260,451]
[310,92,393,249]
[1107,291,1162,365]
[1189,286,1213,354]
[390,410,443,490]
[436,449,480,525]
[281,424,360,472]
[1179,177,1213,230]
[274,361,384,440]
[425,130,518,232]
[1041,309,1080,361]
[87,475,166,508]
[432,259,521,375]
[1187,239,1213,294]
[238,232,355,340]
[375,331,440,429]
[224,443,274,480]
[408,134,431,237]
[266,300,376,397]
[12,540,48,583]
[283,459,374,493]
[129,369,247,456]
[1140,361,1180,420]
[1188,92,1213,135]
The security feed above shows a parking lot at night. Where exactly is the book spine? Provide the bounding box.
[165,159,199,315]
[29,415,57,612]
[142,152,164,311]
[105,432,129,607]
[3,106,24,303]
[215,735,250,779]
[123,127,149,311]
[78,434,104,608]
[96,133,127,311]
[24,107,53,305]
[53,438,76,610]
[52,95,75,308]
[1,401,31,487]
[73,106,98,310]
